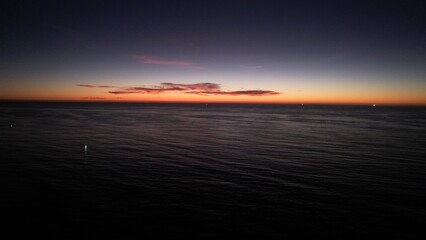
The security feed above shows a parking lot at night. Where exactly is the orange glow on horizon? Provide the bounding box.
[2,91,425,106]
[1,81,425,106]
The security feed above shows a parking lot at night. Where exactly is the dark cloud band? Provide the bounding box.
[78,82,279,96]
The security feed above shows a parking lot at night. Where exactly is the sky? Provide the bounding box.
[1,0,426,105]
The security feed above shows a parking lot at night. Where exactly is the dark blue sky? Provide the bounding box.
[1,1,425,103]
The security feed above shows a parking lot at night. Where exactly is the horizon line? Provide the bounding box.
[1,99,425,107]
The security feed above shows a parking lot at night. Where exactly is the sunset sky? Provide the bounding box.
[1,1,425,105]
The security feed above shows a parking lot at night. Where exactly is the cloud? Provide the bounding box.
[109,91,140,94]
[128,87,185,91]
[189,90,280,96]
[108,83,220,94]
[80,97,105,99]
[161,82,220,91]
[77,82,279,97]
[110,86,186,94]
[76,84,116,88]
[134,56,201,68]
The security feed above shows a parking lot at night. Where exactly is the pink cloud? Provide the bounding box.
[77,82,279,97]
[108,83,220,94]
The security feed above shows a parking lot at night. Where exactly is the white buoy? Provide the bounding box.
[10,124,13,128]
[373,104,376,107]
[84,145,87,152]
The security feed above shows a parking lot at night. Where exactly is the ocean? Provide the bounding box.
[1,102,425,239]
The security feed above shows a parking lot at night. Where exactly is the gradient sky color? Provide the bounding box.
[1,1,426,105]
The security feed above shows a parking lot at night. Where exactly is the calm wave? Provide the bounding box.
[1,102,425,238]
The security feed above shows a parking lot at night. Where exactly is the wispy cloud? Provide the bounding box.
[80,97,105,99]
[77,82,279,97]
[161,82,220,91]
[110,86,185,94]
[109,91,141,94]
[127,86,185,91]
[108,83,220,94]
[76,84,116,88]
[134,56,202,68]
[188,90,279,96]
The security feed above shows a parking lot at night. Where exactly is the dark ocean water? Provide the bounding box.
[1,102,425,239]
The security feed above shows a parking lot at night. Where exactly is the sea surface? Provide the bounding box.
[1,102,425,239]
